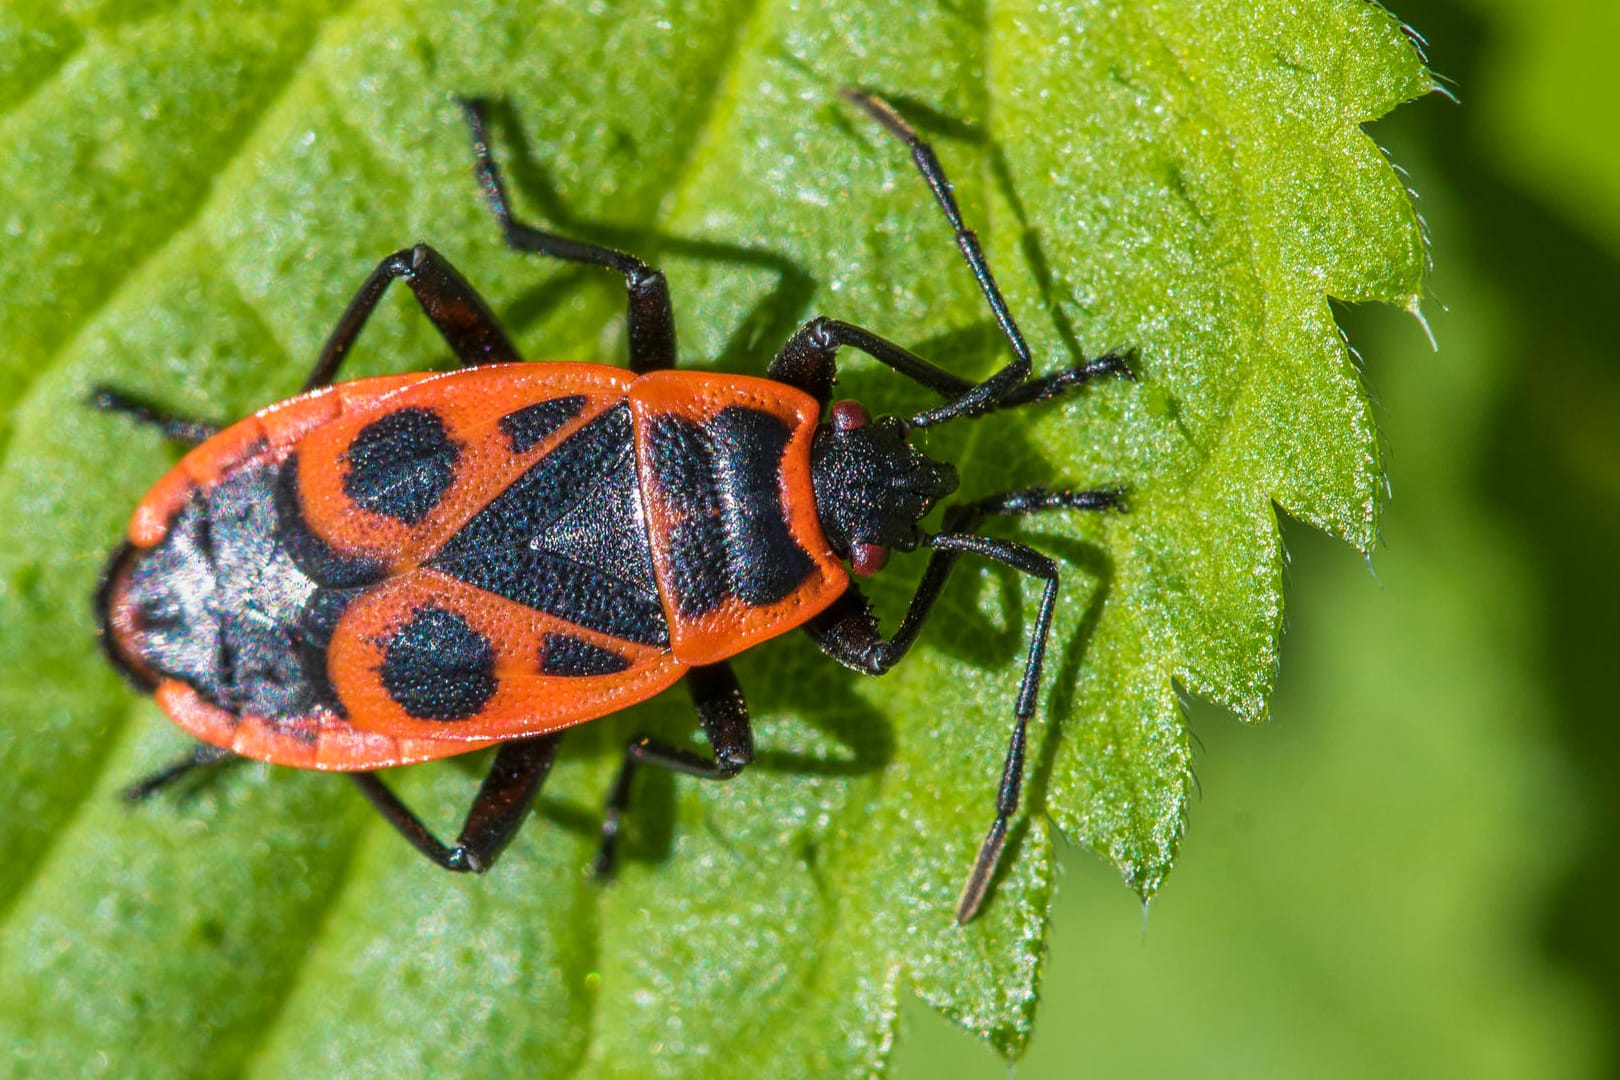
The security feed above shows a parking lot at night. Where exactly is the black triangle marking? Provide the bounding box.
[431,405,668,647]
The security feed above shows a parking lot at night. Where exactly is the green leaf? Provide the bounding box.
[897,101,1610,1076]
[0,1,1428,1074]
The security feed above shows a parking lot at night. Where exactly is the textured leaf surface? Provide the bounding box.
[0,1,1427,1074]
[897,97,1611,1075]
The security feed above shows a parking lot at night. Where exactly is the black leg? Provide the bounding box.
[593,662,753,878]
[458,97,677,375]
[804,488,1123,678]
[767,316,1134,411]
[123,742,236,801]
[765,91,1133,419]
[839,89,1032,427]
[86,387,221,446]
[768,315,971,406]
[804,486,1123,922]
[351,734,563,872]
[303,243,524,392]
[94,242,525,410]
[989,348,1136,409]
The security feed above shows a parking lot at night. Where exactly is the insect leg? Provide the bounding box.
[804,488,1122,675]
[85,387,221,446]
[593,662,753,879]
[303,244,523,392]
[841,91,1138,427]
[458,97,677,375]
[123,742,237,801]
[768,315,972,406]
[350,734,563,873]
[803,487,1122,922]
[767,308,1130,414]
[989,348,1136,410]
[840,89,1030,426]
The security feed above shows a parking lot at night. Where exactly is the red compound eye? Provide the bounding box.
[830,400,869,431]
[850,542,889,576]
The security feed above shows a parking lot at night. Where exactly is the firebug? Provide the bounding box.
[94,92,1130,923]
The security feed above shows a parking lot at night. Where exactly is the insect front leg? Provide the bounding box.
[804,487,1123,923]
[593,662,754,878]
[768,315,973,406]
[351,734,563,873]
[836,89,1032,427]
[767,302,1131,418]
[772,92,1134,426]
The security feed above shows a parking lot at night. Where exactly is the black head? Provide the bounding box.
[810,400,958,575]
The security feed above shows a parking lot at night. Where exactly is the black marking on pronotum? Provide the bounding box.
[274,456,388,589]
[430,405,669,647]
[644,414,722,615]
[541,633,631,677]
[342,407,460,525]
[379,605,498,720]
[710,407,815,605]
[499,394,587,454]
[647,412,726,615]
[120,462,324,720]
[649,406,814,616]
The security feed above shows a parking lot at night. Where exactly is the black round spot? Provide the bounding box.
[379,606,497,721]
[343,408,459,525]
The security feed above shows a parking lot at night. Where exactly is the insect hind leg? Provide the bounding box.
[123,742,237,802]
[87,387,221,446]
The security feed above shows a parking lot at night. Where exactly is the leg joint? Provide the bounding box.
[830,644,896,678]
[379,247,418,277]
[446,847,488,874]
[714,743,752,777]
[805,315,838,349]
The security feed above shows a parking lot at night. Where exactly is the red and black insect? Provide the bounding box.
[93,92,1129,923]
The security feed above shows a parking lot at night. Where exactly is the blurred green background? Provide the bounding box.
[895,0,1620,1074]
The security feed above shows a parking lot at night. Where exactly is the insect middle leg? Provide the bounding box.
[351,734,564,873]
[804,486,1123,923]
[593,662,754,878]
[458,97,677,375]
